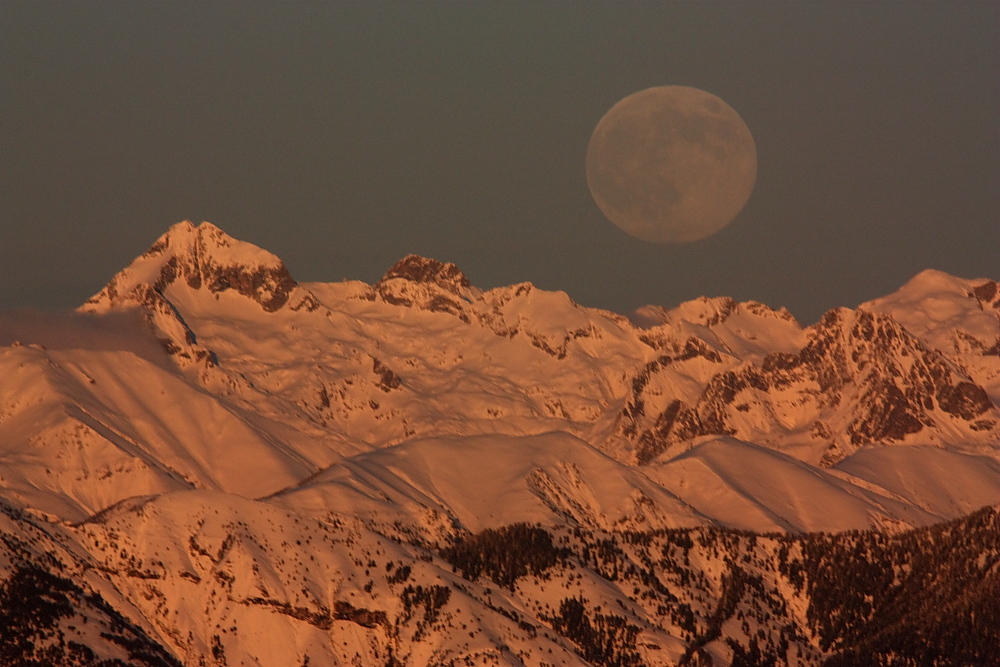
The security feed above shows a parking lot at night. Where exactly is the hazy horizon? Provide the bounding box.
[2,2,997,324]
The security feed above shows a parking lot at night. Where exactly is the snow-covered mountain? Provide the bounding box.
[2,221,998,665]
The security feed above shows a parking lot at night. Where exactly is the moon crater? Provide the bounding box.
[586,86,757,243]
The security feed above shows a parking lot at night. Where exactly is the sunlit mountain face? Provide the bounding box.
[2,221,998,666]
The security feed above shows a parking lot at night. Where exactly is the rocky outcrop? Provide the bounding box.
[87,221,298,314]
[972,280,1000,310]
[622,307,999,465]
[378,254,471,295]
[76,221,999,469]
[80,221,308,370]
[373,255,475,322]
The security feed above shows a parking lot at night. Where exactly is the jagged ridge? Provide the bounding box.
[2,219,1000,665]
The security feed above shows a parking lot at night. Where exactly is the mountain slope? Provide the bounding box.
[1,220,996,533]
[271,432,706,538]
[2,494,997,666]
[1,219,999,665]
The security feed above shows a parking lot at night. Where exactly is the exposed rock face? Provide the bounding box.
[373,254,475,321]
[77,222,999,470]
[972,280,999,309]
[618,338,726,464]
[5,491,999,667]
[622,307,999,465]
[370,255,617,362]
[936,381,993,420]
[9,221,1000,664]
[81,221,306,369]
[378,254,471,295]
[89,221,298,314]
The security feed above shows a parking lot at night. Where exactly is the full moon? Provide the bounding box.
[586,86,757,243]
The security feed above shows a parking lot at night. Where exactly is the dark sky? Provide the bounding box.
[1,2,997,324]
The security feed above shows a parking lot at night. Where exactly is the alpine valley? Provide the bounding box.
[1,221,998,666]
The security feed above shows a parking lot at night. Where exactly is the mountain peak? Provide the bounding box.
[859,269,1000,355]
[377,254,471,296]
[143,220,285,272]
[369,254,477,320]
[862,268,995,312]
[84,221,297,314]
